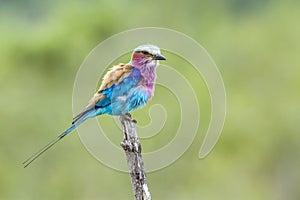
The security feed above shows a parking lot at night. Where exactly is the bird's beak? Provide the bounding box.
[153,54,166,60]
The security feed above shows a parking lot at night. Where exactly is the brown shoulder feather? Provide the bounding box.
[99,63,133,91]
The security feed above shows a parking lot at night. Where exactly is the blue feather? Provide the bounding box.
[92,68,145,115]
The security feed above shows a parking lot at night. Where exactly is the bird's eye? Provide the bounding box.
[142,51,150,55]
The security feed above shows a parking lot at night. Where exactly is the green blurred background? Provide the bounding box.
[1,0,300,199]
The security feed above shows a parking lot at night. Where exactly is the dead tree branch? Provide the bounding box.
[120,114,151,200]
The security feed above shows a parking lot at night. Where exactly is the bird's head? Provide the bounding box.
[130,44,166,68]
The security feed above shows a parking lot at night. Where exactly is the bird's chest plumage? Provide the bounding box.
[120,75,155,113]
[102,67,156,115]
[139,67,157,99]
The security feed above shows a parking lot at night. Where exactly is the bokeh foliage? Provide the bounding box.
[1,0,300,199]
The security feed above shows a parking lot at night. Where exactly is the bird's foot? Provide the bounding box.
[122,113,137,124]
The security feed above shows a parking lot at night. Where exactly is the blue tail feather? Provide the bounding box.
[23,113,89,168]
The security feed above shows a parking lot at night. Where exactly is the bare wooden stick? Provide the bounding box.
[120,113,151,200]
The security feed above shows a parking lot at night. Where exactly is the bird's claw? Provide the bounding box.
[122,113,137,123]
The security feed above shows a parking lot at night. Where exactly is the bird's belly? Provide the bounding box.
[109,87,149,115]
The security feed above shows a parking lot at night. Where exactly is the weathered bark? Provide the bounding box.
[120,114,151,200]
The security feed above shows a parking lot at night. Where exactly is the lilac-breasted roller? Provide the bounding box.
[23,44,166,167]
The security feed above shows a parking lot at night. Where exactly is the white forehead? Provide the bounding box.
[134,44,161,55]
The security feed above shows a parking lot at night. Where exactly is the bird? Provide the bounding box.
[23,44,166,168]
